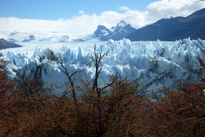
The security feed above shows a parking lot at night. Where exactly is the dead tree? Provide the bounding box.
[90,44,109,137]
[58,56,80,103]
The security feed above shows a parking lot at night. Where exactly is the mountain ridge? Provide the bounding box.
[0,38,21,50]
[93,20,136,41]
[127,8,205,41]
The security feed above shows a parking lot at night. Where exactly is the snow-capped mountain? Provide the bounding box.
[93,25,112,41]
[22,34,36,42]
[107,20,136,40]
[1,38,204,95]
[93,20,137,41]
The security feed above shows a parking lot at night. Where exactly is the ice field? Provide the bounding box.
[1,38,205,94]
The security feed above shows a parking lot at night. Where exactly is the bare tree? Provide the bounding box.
[91,45,109,91]
[90,44,109,136]
[58,56,80,103]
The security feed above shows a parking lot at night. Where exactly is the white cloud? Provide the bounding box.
[0,0,204,36]
[147,0,205,20]
[119,6,130,11]
[78,10,85,15]
[0,13,122,36]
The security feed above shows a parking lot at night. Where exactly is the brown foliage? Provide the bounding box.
[81,76,142,137]
[0,53,14,97]
[0,51,143,137]
[0,43,205,137]
[148,81,205,137]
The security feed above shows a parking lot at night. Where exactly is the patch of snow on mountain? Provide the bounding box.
[101,30,110,36]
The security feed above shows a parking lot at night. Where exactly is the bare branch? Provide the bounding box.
[57,55,80,103]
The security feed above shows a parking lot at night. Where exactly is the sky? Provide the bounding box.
[0,0,205,36]
[0,0,156,19]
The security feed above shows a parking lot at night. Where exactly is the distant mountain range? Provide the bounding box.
[127,8,205,41]
[0,38,21,50]
[92,8,205,41]
[93,20,136,41]
[0,8,204,43]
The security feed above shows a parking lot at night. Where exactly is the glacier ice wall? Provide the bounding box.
[1,38,205,94]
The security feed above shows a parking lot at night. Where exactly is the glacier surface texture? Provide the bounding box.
[1,38,205,95]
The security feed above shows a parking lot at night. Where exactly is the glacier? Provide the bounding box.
[1,38,205,95]
[0,31,72,43]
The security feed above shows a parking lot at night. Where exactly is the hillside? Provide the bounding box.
[127,8,205,41]
[0,38,21,49]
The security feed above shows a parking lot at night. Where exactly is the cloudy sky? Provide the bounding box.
[0,0,205,36]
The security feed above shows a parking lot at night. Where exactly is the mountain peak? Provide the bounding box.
[94,25,111,40]
[95,25,110,34]
[92,20,136,41]
[96,25,108,30]
[116,20,127,28]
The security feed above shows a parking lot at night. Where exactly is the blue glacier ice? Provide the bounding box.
[1,38,205,95]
